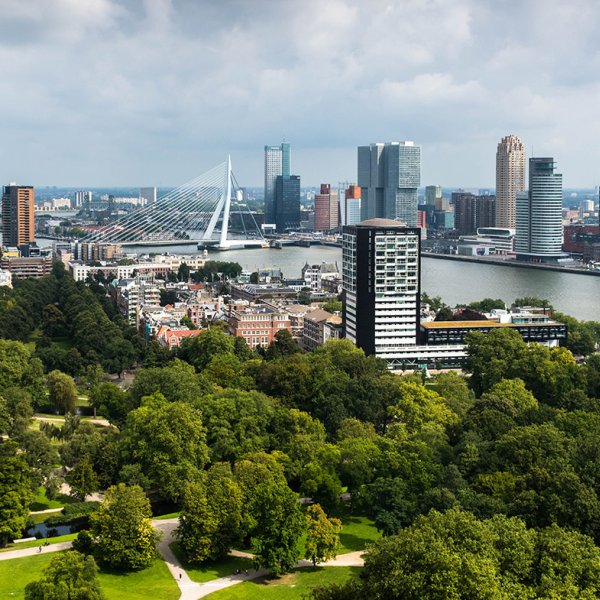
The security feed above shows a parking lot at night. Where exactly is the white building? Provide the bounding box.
[343,218,420,363]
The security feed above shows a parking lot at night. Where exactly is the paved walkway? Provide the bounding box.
[30,507,64,515]
[0,517,365,599]
[0,541,73,561]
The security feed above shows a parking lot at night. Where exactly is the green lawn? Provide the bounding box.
[30,486,76,511]
[0,552,179,600]
[153,511,180,520]
[335,510,381,554]
[170,542,253,582]
[204,566,360,599]
[0,533,77,552]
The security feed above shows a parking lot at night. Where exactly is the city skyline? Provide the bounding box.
[1,1,600,188]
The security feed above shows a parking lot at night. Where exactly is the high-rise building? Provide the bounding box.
[2,185,34,247]
[496,135,525,228]
[425,185,442,206]
[264,142,290,224]
[358,142,420,225]
[344,185,361,227]
[314,184,339,231]
[140,187,157,205]
[453,192,496,235]
[342,218,421,361]
[74,190,92,209]
[274,174,301,232]
[515,158,564,261]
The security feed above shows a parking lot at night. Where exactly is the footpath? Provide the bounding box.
[1,517,364,599]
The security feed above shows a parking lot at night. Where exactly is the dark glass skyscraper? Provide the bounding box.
[275,174,301,232]
[264,142,290,225]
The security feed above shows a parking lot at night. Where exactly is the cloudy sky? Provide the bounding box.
[1,0,599,188]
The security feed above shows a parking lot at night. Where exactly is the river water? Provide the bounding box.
[121,244,600,321]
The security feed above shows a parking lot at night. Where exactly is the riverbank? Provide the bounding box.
[423,253,600,277]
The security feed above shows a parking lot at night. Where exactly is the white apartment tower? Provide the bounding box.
[495,135,525,228]
[342,218,420,363]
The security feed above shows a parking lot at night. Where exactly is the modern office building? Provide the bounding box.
[140,187,157,205]
[496,135,525,229]
[358,142,420,225]
[342,218,421,361]
[453,192,496,235]
[264,142,290,224]
[274,174,301,232]
[74,190,92,209]
[343,185,361,226]
[314,184,339,231]
[2,185,35,247]
[515,157,564,262]
[425,185,442,206]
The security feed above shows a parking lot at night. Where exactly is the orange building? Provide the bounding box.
[2,185,34,247]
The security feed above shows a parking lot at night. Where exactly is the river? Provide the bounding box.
[120,244,600,321]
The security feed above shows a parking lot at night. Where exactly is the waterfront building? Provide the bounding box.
[314,184,339,231]
[140,187,157,205]
[2,185,34,247]
[358,142,420,225]
[343,185,361,226]
[274,174,301,232]
[496,135,525,229]
[74,190,92,209]
[515,158,565,262]
[342,218,421,361]
[264,142,290,225]
[453,192,496,235]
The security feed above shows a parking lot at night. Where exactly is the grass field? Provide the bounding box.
[336,511,381,553]
[170,542,253,582]
[204,566,360,599]
[0,533,77,552]
[153,511,180,520]
[0,552,179,600]
[29,486,76,512]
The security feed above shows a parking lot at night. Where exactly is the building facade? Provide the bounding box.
[314,184,339,231]
[275,174,301,232]
[358,142,420,225]
[496,135,525,229]
[140,187,157,205]
[227,301,291,349]
[343,185,362,226]
[264,142,290,225]
[453,192,496,235]
[74,190,92,209]
[343,218,420,363]
[515,158,564,262]
[2,185,34,247]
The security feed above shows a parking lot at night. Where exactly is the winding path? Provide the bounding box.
[1,517,364,599]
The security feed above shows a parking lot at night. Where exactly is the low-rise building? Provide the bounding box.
[0,256,53,279]
[227,301,291,349]
[302,309,343,350]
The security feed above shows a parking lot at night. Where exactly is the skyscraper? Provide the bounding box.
[425,185,442,206]
[342,218,421,361]
[74,190,92,209]
[274,174,301,232]
[344,185,361,226]
[140,187,157,205]
[515,158,564,261]
[314,184,339,231]
[2,185,34,247]
[496,135,525,228]
[264,142,290,224]
[358,142,420,225]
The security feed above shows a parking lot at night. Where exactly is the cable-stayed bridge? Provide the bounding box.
[81,157,267,250]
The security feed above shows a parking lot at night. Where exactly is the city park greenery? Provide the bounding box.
[1,265,600,597]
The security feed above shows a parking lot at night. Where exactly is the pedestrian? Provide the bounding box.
[179,573,182,580]
[38,546,42,553]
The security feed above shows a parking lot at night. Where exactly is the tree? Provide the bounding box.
[66,458,100,501]
[121,397,209,503]
[265,329,302,360]
[178,328,235,371]
[305,504,341,567]
[309,508,600,600]
[47,370,78,414]
[89,382,130,427]
[176,463,243,562]
[468,298,506,312]
[89,484,158,571]
[235,454,305,575]
[322,299,342,314]
[41,304,67,338]
[0,441,33,547]
[24,551,105,600]
[17,430,59,489]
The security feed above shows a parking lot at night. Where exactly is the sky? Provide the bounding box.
[1,0,600,188]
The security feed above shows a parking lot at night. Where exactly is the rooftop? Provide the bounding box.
[357,218,409,228]
[421,320,561,329]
